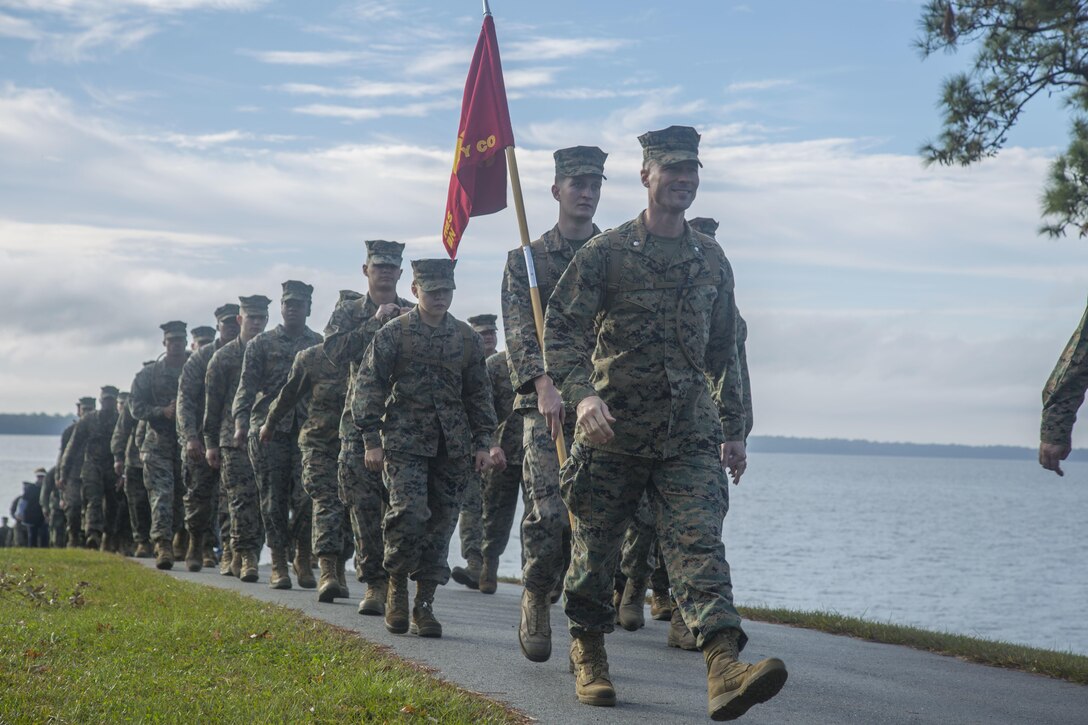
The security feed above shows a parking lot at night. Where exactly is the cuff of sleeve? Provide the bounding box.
[561,380,598,407]
[203,436,217,450]
[721,417,746,442]
[513,364,547,396]
[362,433,382,450]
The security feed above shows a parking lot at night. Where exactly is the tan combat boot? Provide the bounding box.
[570,633,616,707]
[384,575,409,634]
[219,540,234,576]
[450,555,482,590]
[667,606,698,651]
[518,588,552,662]
[478,557,498,595]
[317,556,339,603]
[135,540,154,559]
[358,578,386,616]
[293,538,317,589]
[269,548,292,589]
[85,532,101,551]
[240,550,259,583]
[410,580,442,638]
[154,538,173,570]
[617,577,646,631]
[202,537,218,568]
[172,530,188,561]
[335,557,349,598]
[704,629,787,721]
[185,531,204,573]
[650,589,673,620]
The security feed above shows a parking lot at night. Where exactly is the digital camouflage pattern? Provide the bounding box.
[457,472,483,565]
[131,355,189,542]
[178,339,224,540]
[232,324,323,435]
[68,404,119,537]
[480,350,525,563]
[1041,301,1088,447]
[545,212,748,650]
[59,415,90,542]
[204,337,262,554]
[265,343,349,557]
[247,432,308,552]
[352,308,495,458]
[112,405,150,544]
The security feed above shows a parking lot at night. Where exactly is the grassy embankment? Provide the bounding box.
[0,549,525,723]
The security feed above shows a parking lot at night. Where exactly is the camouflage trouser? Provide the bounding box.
[457,472,483,565]
[124,465,152,544]
[301,446,350,557]
[109,485,130,545]
[520,411,573,595]
[248,433,310,552]
[561,444,746,651]
[221,446,263,552]
[217,482,230,553]
[480,452,524,562]
[620,495,671,592]
[141,434,185,543]
[49,510,67,548]
[339,439,388,584]
[80,461,117,536]
[183,452,219,540]
[382,448,471,584]
[61,477,83,544]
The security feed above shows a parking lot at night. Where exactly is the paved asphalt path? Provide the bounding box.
[137,560,1088,724]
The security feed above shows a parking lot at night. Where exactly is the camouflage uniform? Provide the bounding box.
[232,294,323,554]
[265,343,352,559]
[177,320,234,548]
[325,266,412,586]
[481,350,526,564]
[206,334,264,554]
[1041,300,1088,447]
[502,223,600,595]
[113,392,152,546]
[545,209,749,650]
[39,466,65,548]
[131,325,190,544]
[67,388,119,542]
[59,399,95,545]
[352,301,496,585]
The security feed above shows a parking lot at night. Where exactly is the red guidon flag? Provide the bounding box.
[441,14,515,258]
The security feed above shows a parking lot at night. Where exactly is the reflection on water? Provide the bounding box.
[5,436,1084,654]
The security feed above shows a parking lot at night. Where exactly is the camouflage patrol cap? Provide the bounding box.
[239,295,273,314]
[214,303,240,322]
[638,125,702,168]
[100,385,120,399]
[281,280,314,302]
[467,314,498,332]
[366,240,406,267]
[411,259,456,292]
[79,396,97,409]
[338,289,363,304]
[117,391,130,401]
[160,320,187,340]
[554,146,607,179]
[34,467,47,476]
[191,326,216,343]
[689,217,719,238]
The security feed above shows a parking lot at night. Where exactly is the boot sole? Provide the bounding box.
[617,613,644,631]
[409,623,443,638]
[519,631,552,663]
[450,568,479,589]
[709,660,788,722]
[358,600,385,616]
[186,561,202,572]
[269,579,292,590]
[479,584,497,595]
[576,691,616,707]
[385,620,409,634]
[318,586,337,603]
[241,572,259,583]
[156,561,173,570]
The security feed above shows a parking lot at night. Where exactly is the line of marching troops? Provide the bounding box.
[23,126,789,721]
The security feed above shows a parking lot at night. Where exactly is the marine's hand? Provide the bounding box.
[576,396,615,445]
[115,477,124,493]
[376,303,401,323]
[233,425,247,448]
[722,441,747,484]
[1039,441,1070,477]
[364,446,384,473]
[162,400,176,421]
[186,437,206,462]
[475,450,493,474]
[534,375,565,440]
[206,447,221,470]
[258,424,272,444]
[113,461,124,477]
[489,446,507,472]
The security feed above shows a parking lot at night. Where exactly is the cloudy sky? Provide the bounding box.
[0,0,1084,448]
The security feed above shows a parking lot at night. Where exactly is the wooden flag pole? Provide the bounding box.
[506,146,568,468]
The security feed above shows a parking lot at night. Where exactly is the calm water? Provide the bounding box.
[5,434,1085,655]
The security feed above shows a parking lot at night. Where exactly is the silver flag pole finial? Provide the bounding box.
[483,0,492,16]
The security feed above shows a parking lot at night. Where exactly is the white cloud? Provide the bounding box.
[0,10,41,38]
[727,78,794,93]
[241,49,375,66]
[292,99,457,121]
[503,37,629,62]
[276,79,457,99]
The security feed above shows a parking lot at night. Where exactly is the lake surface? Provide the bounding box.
[4,434,1085,655]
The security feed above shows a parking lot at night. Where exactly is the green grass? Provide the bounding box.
[0,550,526,724]
[737,605,1088,685]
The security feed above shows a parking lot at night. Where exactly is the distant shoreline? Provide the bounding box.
[0,413,1043,460]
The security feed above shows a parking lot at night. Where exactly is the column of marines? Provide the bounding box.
[31,125,793,721]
